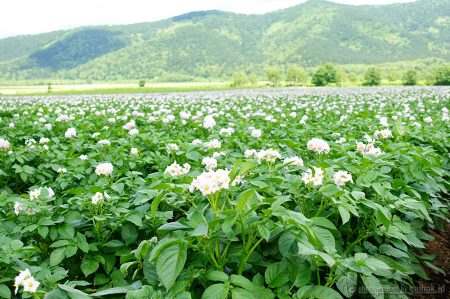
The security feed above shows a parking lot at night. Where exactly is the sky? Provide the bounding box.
[0,0,416,38]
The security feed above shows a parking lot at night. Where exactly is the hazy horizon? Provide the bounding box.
[1,0,416,39]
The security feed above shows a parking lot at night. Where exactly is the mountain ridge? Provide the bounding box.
[0,0,449,82]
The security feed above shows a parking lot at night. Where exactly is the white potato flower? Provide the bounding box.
[95,162,113,176]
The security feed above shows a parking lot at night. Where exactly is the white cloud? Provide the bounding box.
[0,0,416,38]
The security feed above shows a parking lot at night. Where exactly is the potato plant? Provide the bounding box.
[0,87,449,298]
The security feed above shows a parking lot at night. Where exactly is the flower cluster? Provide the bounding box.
[203,115,216,129]
[91,191,110,205]
[256,149,281,163]
[202,157,218,170]
[332,171,353,186]
[251,129,262,138]
[307,138,330,154]
[65,128,77,138]
[189,169,230,196]
[0,138,11,150]
[95,162,114,176]
[283,156,304,167]
[356,141,382,156]
[204,139,221,150]
[374,129,392,139]
[301,167,324,186]
[166,143,179,153]
[164,162,191,177]
[14,269,40,294]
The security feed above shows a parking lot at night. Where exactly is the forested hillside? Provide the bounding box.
[0,0,448,82]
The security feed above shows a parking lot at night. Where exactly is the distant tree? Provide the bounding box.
[363,67,382,86]
[139,79,146,87]
[266,67,281,87]
[402,70,417,86]
[386,70,399,82]
[248,74,258,86]
[434,66,450,85]
[286,65,307,86]
[311,64,338,86]
[230,71,249,87]
[47,83,52,93]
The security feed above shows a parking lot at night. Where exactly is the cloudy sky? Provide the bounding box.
[1,0,415,38]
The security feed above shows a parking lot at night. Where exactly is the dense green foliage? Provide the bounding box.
[403,70,418,86]
[0,88,448,298]
[286,66,308,86]
[27,29,125,70]
[312,64,338,86]
[266,68,281,86]
[434,66,450,85]
[363,68,382,86]
[0,0,449,81]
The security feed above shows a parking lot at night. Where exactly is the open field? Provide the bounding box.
[0,82,237,96]
[0,87,449,298]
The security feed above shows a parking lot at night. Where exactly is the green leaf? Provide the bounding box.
[285,257,311,287]
[278,231,298,257]
[231,288,255,299]
[361,275,384,299]
[50,247,66,267]
[336,272,357,298]
[264,262,289,288]
[311,226,336,254]
[205,270,229,282]
[121,222,138,245]
[127,213,143,227]
[111,183,125,193]
[236,189,257,212]
[44,289,69,299]
[90,281,142,296]
[103,240,124,248]
[338,206,350,224]
[296,285,343,299]
[0,284,11,299]
[311,217,337,230]
[257,224,270,242]
[125,286,154,299]
[77,233,89,253]
[186,151,201,161]
[202,283,229,299]
[156,242,187,290]
[320,184,340,197]
[81,259,100,277]
[230,275,254,290]
[58,224,75,239]
[351,191,366,200]
[57,284,91,299]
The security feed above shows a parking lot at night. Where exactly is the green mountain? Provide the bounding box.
[0,0,449,82]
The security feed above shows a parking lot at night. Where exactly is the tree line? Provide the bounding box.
[229,64,450,87]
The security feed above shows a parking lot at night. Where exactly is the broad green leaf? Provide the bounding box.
[264,262,289,288]
[50,247,66,267]
[81,259,100,277]
[127,213,143,227]
[77,233,89,253]
[156,242,187,290]
[296,285,343,299]
[0,285,11,299]
[236,189,257,212]
[338,206,351,224]
[361,275,384,299]
[90,281,142,296]
[202,283,228,299]
[44,289,69,299]
[205,270,229,282]
[336,272,357,298]
[121,222,138,245]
